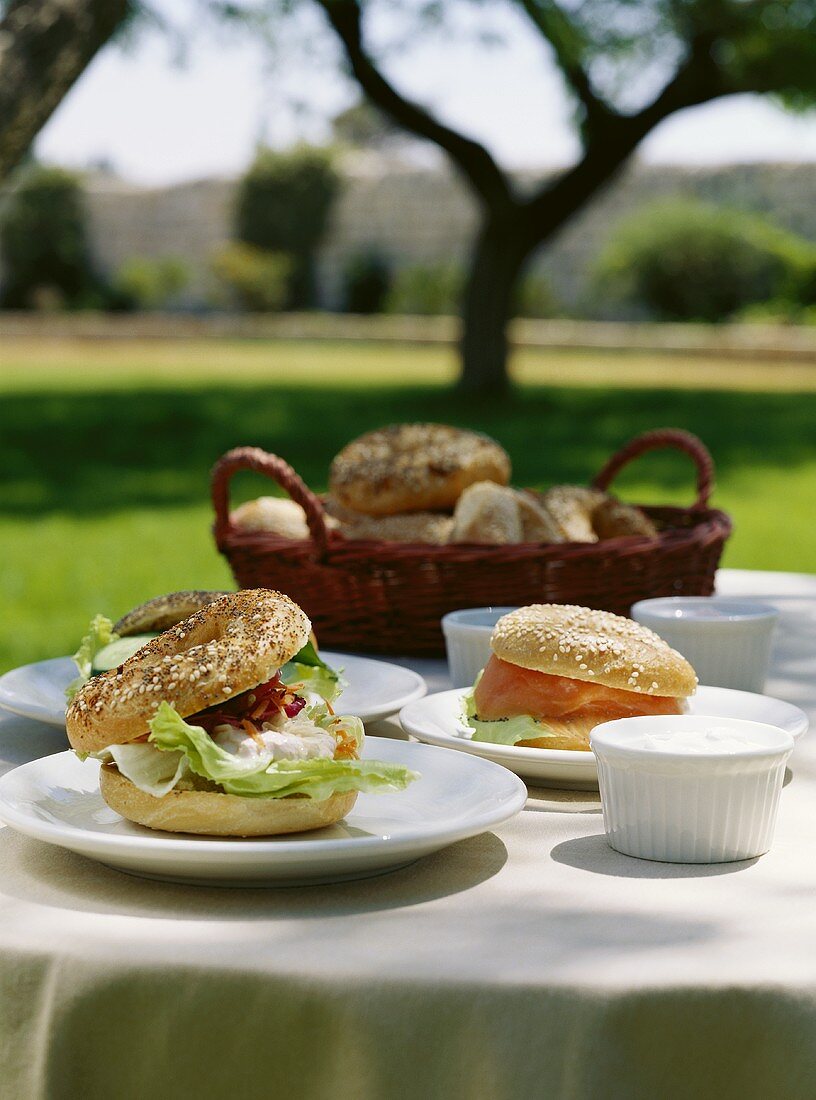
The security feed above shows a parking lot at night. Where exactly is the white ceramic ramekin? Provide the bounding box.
[440,607,519,688]
[591,714,794,863]
[631,597,778,693]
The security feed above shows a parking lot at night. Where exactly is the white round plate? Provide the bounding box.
[0,738,526,887]
[399,686,809,790]
[0,651,426,729]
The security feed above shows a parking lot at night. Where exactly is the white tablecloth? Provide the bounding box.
[1,570,816,1100]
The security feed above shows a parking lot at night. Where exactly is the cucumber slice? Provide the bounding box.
[91,633,159,674]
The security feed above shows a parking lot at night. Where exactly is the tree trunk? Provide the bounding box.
[0,0,131,182]
[458,130,650,395]
[458,217,527,396]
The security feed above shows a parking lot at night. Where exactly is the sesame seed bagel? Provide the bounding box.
[98,764,357,836]
[329,423,511,516]
[113,591,230,636]
[491,604,697,698]
[66,589,310,754]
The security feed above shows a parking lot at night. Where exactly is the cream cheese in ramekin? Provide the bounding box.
[591,714,794,863]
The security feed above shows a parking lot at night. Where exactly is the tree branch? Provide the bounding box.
[521,33,729,241]
[516,0,614,143]
[635,34,727,128]
[0,0,132,181]
[315,0,512,209]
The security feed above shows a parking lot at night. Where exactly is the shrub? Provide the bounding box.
[516,273,558,319]
[789,258,816,308]
[385,263,463,315]
[234,146,340,308]
[342,250,392,313]
[594,199,816,322]
[0,165,97,309]
[211,243,292,312]
[113,256,190,310]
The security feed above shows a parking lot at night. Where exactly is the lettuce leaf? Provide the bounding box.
[468,714,563,746]
[92,743,190,797]
[280,640,346,703]
[463,690,562,746]
[148,701,417,799]
[66,615,118,700]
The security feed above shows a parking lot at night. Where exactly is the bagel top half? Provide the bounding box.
[66,589,310,754]
[491,604,697,698]
[113,590,230,636]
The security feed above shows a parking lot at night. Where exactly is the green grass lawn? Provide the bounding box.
[2,336,815,673]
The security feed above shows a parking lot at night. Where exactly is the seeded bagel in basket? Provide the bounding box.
[329,424,511,516]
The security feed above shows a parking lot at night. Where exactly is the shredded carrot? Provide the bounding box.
[334,729,358,760]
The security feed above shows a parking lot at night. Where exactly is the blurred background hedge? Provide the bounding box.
[234,146,340,310]
[594,199,816,323]
[5,168,816,326]
[0,165,100,309]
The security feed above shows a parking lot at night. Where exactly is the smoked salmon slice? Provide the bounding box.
[473,655,683,723]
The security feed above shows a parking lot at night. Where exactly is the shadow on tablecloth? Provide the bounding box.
[551,833,758,879]
[0,826,508,920]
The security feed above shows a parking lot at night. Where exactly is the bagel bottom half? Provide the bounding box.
[513,715,596,752]
[99,763,358,836]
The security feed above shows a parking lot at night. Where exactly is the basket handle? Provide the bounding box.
[591,429,714,510]
[211,446,330,555]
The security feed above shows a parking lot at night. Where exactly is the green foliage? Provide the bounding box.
[332,102,401,150]
[385,262,463,315]
[234,145,340,308]
[535,0,816,116]
[594,199,816,322]
[384,264,558,319]
[342,249,392,313]
[517,273,559,319]
[0,165,97,309]
[734,300,802,324]
[211,242,292,312]
[113,256,190,310]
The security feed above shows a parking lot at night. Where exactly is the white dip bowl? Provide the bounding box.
[630,596,778,693]
[441,607,519,688]
[591,714,794,864]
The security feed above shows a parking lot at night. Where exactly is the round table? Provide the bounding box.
[1,570,815,1100]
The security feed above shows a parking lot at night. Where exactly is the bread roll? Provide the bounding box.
[593,498,658,540]
[340,512,454,545]
[536,485,608,543]
[516,492,565,543]
[451,482,523,544]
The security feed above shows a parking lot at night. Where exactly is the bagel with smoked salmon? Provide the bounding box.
[466,604,696,751]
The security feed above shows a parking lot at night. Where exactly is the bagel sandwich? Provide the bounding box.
[66,590,416,835]
[465,604,696,752]
[66,590,345,706]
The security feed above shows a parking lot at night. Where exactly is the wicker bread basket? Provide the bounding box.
[212,428,732,656]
